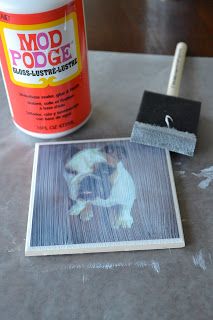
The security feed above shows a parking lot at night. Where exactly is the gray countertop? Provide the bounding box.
[0,51,212,320]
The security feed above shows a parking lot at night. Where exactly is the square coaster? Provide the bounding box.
[25,138,184,256]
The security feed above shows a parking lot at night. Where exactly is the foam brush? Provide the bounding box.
[131,42,201,156]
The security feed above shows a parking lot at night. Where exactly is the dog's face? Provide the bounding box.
[64,145,126,202]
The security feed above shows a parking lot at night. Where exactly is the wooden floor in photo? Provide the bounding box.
[25,138,185,256]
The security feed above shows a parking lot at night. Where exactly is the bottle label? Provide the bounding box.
[2,13,81,88]
[0,1,91,135]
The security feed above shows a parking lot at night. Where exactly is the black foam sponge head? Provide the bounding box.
[137,91,201,134]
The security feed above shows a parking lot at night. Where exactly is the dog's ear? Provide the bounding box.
[101,144,127,160]
[63,145,80,165]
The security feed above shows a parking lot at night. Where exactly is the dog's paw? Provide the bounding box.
[113,215,133,229]
[67,202,85,216]
[68,208,82,216]
[80,204,93,222]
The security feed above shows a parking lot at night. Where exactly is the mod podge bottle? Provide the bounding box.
[0,0,91,138]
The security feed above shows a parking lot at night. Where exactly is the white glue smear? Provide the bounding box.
[192,166,213,189]
[82,273,89,285]
[175,170,186,176]
[82,260,159,273]
[174,162,182,166]
[39,260,160,274]
[151,260,161,273]
[192,250,207,271]
[135,260,160,273]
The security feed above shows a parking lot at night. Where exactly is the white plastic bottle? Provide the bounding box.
[0,0,91,138]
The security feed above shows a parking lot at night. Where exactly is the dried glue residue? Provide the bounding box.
[83,260,160,273]
[151,260,161,273]
[39,260,161,274]
[192,250,207,271]
[175,170,186,177]
[192,166,213,189]
[135,260,160,273]
[174,162,182,166]
[82,273,89,285]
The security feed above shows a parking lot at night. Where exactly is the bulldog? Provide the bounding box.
[63,144,136,229]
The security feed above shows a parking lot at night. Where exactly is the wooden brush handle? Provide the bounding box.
[167,42,188,97]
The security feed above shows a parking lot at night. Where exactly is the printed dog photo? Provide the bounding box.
[63,145,136,229]
[26,139,184,255]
